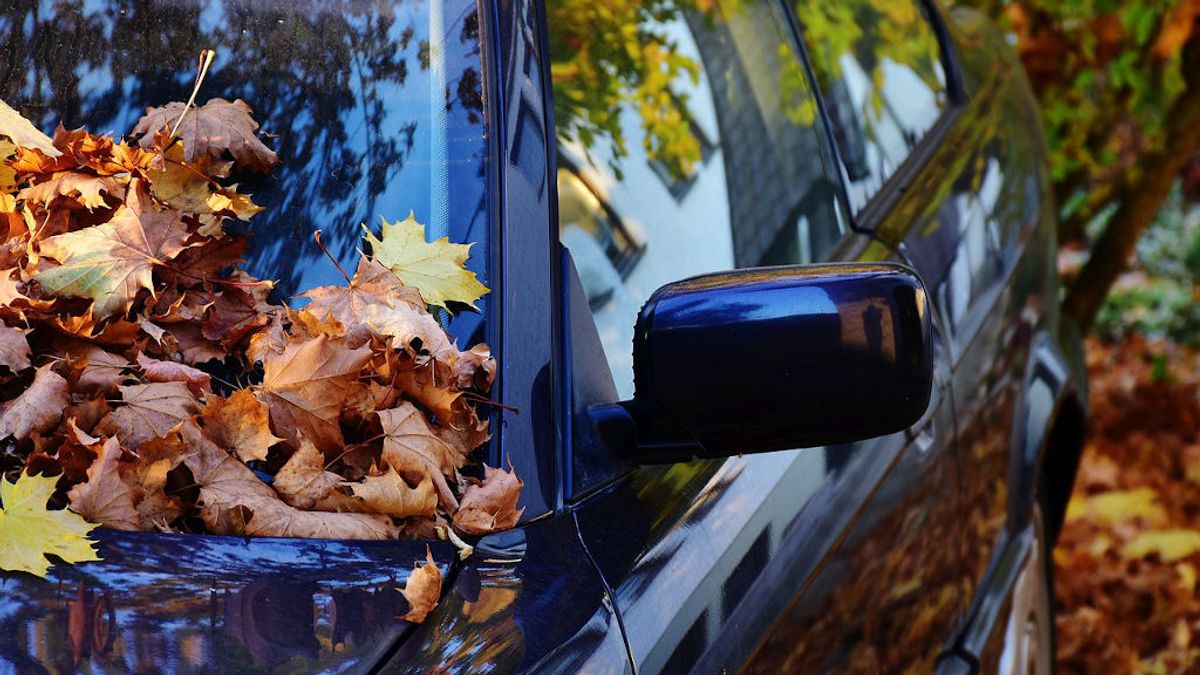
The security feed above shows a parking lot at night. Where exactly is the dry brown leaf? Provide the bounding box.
[136,352,211,395]
[347,468,437,519]
[35,179,190,319]
[98,381,200,450]
[452,462,525,536]
[272,439,347,511]
[0,325,31,372]
[257,334,371,453]
[133,99,279,172]
[0,365,69,441]
[200,389,280,463]
[67,436,139,531]
[401,546,443,623]
[378,402,467,509]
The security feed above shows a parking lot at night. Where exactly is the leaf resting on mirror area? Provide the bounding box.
[363,212,489,311]
[0,472,101,578]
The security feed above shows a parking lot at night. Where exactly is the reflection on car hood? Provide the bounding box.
[0,530,455,673]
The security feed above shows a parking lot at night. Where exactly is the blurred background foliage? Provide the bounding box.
[962,0,1200,336]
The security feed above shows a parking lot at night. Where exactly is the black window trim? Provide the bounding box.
[781,0,970,235]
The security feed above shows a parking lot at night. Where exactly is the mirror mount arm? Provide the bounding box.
[586,402,703,465]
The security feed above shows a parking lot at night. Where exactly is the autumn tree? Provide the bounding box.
[965,0,1200,331]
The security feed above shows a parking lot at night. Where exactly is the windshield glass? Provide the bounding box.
[0,0,491,342]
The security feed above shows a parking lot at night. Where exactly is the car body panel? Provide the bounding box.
[0,531,455,673]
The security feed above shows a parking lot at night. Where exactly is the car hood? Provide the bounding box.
[0,529,456,673]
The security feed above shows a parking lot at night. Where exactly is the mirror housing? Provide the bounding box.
[596,263,933,463]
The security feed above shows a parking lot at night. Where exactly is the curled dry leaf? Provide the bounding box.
[347,468,437,519]
[0,324,30,372]
[0,365,69,441]
[401,546,443,623]
[453,462,525,536]
[136,352,211,395]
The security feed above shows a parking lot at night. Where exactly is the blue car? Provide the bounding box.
[0,0,1086,673]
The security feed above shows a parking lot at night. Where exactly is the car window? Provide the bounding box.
[0,0,492,344]
[793,0,949,214]
[548,0,846,398]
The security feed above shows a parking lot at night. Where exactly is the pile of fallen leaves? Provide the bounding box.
[1055,335,1200,672]
[0,95,521,585]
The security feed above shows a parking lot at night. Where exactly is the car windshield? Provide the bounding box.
[0,0,491,343]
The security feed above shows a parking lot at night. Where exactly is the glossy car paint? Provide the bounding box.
[0,0,1083,673]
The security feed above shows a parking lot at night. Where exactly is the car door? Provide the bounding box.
[545,0,967,672]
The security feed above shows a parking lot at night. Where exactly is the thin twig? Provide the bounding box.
[170,49,216,140]
[314,230,351,284]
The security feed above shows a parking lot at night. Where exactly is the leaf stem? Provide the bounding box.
[170,49,216,140]
[314,230,351,284]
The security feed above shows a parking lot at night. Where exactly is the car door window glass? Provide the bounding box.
[794,0,949,213]
[549,0,845,398]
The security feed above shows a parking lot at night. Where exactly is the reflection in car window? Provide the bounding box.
[549,0,845,398]
[794,0,948,214]
[0,0,491,342]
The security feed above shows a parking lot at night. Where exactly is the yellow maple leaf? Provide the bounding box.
[362,212,489,311]
[1123,530,1200,563]
[0,472,102,578]
[0,97,60,157]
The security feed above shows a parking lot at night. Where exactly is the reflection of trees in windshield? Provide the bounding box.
[548,0,945,185]
[0,1,488,309]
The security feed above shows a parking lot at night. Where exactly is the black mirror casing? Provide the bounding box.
[622,263,933,461]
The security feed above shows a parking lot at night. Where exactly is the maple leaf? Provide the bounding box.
[19,172,126,211]
[136,353,212,395]
[363,212,489,311]
[0,98,61,158]
[378,402,468,509]
[67,436,140,531]
[0,365,69,441]
[272,439,347,511]
[257,334,371,453]
[200,389,281,463]
[347,468,437,519]
[0,472,101,578]
[147,143,262,219]
[133,99,279,173]
[0,325,31,372]
[452,462,525,536]
[202,286,269,348]
[180,422,397,539]
[35,180,190,319]
[401,546,443,623]
[98,381,200,451]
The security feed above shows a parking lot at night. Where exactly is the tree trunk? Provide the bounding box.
[1062,32,1200,332]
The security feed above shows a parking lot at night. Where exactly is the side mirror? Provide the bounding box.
[591,263,933,463]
